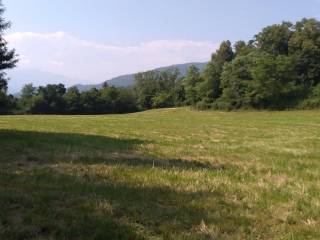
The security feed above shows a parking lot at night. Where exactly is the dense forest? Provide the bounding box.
[134,18,320,111]
[1,17,320,114]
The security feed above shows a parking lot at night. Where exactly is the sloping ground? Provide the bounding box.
[0,108,320,239]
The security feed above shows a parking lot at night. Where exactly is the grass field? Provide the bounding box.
[0,108,320,239]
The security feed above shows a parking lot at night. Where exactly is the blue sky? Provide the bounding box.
[3,0,320,91]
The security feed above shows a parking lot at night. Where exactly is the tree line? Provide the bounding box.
[16,83,137,114]
[189,18,320,110]
[1,0,320,115]
[132,18,320,111]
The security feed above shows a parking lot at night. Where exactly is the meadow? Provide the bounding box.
[0,108,320,239]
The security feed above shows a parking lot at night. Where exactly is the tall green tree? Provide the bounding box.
[19,83,36,113]
[152,69,180,108]
[248,53,300,109]
[134,71,159,109]
[219,54,254,109]
[255,21,293,55]
[201,41,234,101]
[183,65,202,105]
[80,88,100,114]
[289,18,320,89]
[30,84,67,114]
[234,41,252,57]
[0,0,18,114]
[134,69,180,109]
[64,87,81,114]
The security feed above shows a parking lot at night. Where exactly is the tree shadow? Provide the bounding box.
[0,130,221,171]
[0,129,146,159]
[0,167,247,240]
[0,129,247,239]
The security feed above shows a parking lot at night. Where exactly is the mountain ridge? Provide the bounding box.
[7,69,87,94]
[8,62,208,94]
[75,62,207,92]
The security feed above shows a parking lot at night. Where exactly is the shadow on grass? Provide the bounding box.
[0,130,220,171]
[0,130,246,239]
[0,167,247,240]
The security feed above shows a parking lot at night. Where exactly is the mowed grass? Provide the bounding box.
[0,108,320,240]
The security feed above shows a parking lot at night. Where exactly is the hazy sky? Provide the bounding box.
[3,0,320,88]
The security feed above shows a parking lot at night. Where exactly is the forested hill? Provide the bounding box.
[75,62,207,91]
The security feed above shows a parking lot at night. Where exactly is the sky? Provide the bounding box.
[3,0,320,91]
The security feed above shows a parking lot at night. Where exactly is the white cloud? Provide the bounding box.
[48,60,64,67]
[7,31,66,41]
[6,31,219,84]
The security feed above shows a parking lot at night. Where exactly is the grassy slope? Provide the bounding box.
[0,108,320,239]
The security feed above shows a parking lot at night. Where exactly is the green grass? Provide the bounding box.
[0,108,320,239]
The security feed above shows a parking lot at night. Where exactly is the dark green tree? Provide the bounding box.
[19,83,36,113]
[134,68,180,109]
[80,88,100,114]
[255,21,293,55]
[64,87,81,114]
[0,0,18,114]
[30,84,66,114]
[183,65,202,105]
[234,41,252,57]
[113,88,137,113]
[172,81,186,106]
[201,41,234,101]
[219,54,254,109]
[134,71,159,109]
[289,18,320,89]
[300,83,320,109]
[248,53,300,109]
[152,69,180,108]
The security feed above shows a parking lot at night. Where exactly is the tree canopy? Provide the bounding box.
[183,18,320,110]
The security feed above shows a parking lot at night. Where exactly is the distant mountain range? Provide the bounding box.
[7,69,86,95]
[75,62,207,92]
[7,62,207,94]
